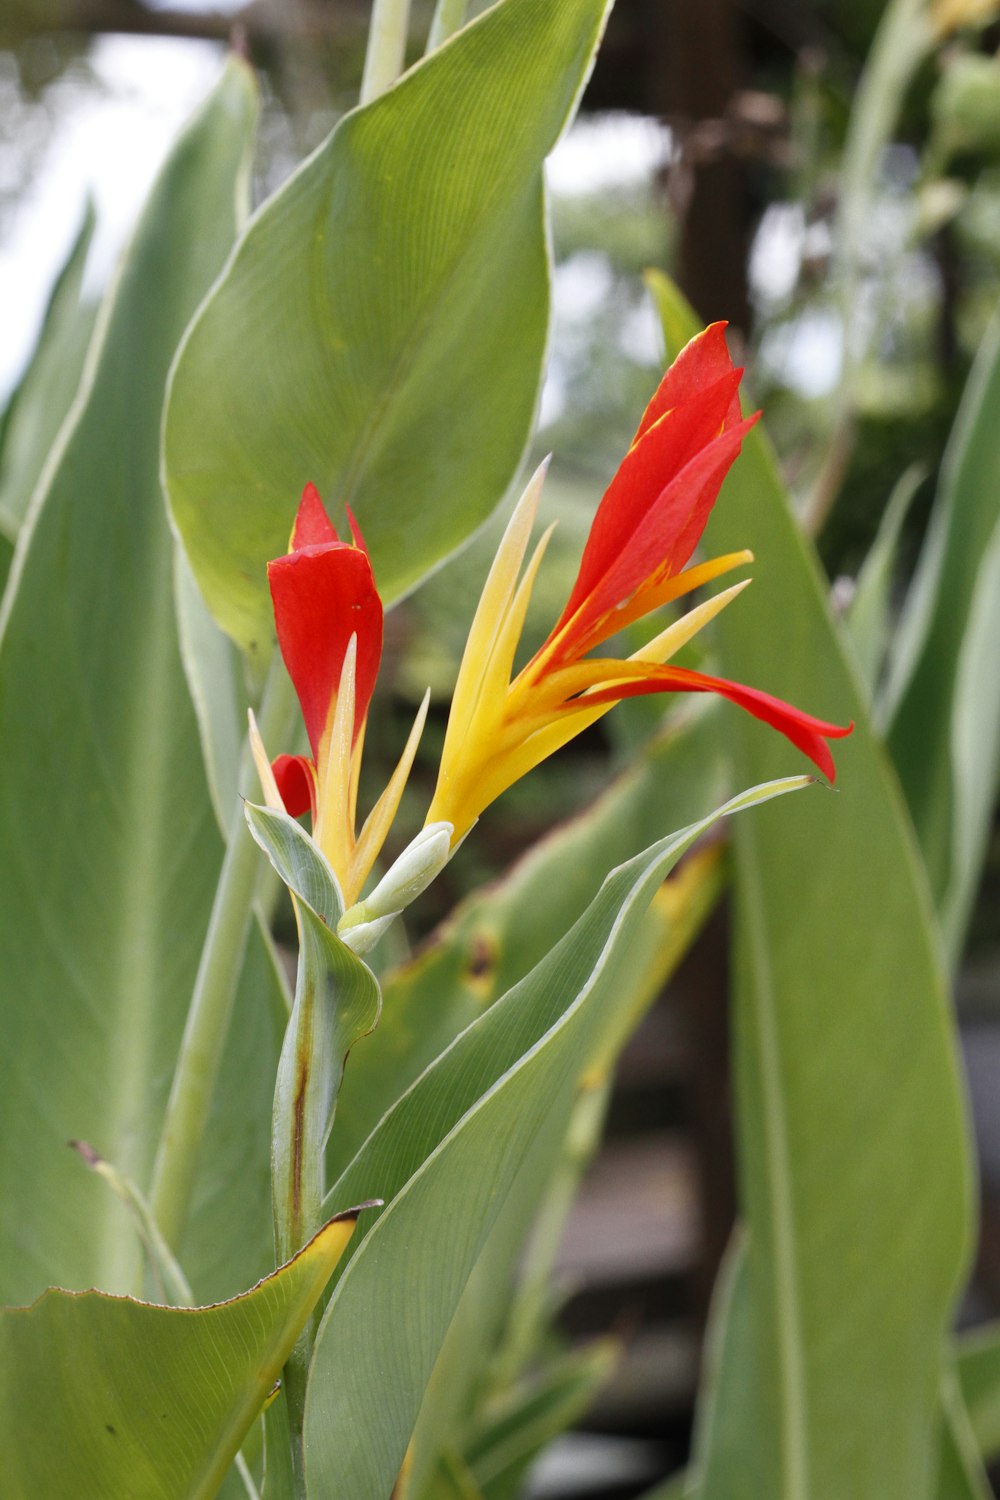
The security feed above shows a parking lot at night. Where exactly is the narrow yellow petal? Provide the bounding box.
[484,521,557,708]
[349,689,431,903]
[315,636,358,888]
[443,460,549,753]
[633,579,751,665]
[247,709,284,812]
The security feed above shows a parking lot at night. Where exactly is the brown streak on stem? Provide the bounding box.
[291,1066,307,1224]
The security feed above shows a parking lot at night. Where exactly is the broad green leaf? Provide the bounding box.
[650,277,974,1499]
[329,705,729,1178]
[846,463,924,696]
[0,61,259,1304]
[175,550,249,837]
[304,777,808,1497]
[405,1119,574,1500]
[885,304,1000,959]
[163,0,613,660]
[684,1235,769,1499]
[403,841,710,1498]
[0,201,97,540]
[956,1321,1000,1462]
[0,1213,357,1500]
[180,923,286,1304]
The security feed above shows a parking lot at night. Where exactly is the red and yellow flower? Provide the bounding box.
[259,483,427,908]
[426,323,852,840]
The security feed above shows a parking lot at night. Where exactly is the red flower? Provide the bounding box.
[427,324,852,839]
[261,484,425,906]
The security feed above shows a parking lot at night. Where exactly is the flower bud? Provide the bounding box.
[337,822,454,953]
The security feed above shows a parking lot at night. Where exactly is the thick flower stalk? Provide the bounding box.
[263,483,429,909]
[427,323,852,840]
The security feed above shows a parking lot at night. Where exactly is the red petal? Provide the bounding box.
[344,504,370,555]
[634,322,742,443]
[580,665,853,781]
[291,483,339,550]
[553,370,745,645]
[272,754,317,818]
[268,542,383,758]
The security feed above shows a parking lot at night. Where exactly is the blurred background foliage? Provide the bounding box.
[3,1,1000,1494]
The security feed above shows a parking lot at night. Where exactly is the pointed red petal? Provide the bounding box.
[552,370,745,645]
[634,322,742,442]
[579,664,853,780]
[268,542,383,759]
[291,483,340,551]
[272,754,317,818]
[344,504,370,555]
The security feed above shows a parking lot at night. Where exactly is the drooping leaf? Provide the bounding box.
[0,1213,357,1500]
[650,273,974,1500]
[0,201,97,541]
[884,304,1000,959]
[163,0,614,661]
[0,61,260,1305]
[304,778,808,1498]
[329,704,729,1178]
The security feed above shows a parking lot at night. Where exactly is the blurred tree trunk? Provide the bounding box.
[651,0,750,332]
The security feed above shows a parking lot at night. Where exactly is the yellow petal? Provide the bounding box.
[349,689,431,903]
[315,635,358,889]
[247,709,285,812]
[633,579,751,665]
[443,460,548,753]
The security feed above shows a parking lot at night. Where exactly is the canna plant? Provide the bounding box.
[0,1,995,1498]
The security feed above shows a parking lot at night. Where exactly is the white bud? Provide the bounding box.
[337,822,454,952]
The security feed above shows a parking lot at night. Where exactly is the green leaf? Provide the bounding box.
[0,1212,358,1500]
[163,0,614,660]
[936,1364,993,1500]
[466,1341,617,1500]
[0,61,260,1304]
[684,1235,767,1499]
[175,550,250,837]
[956,1321,1000,1463]
[845,463,925,697]
[650,278,974,1499]
[885,305,1000,959]
[244,802,344,925]
[304,777,808,1498]
[329,705,729,1179]
[180,923,286,1303]
[0,201,97,541]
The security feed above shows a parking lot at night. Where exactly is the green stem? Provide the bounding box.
[270,915,341,1468]
[360,0,413,105]
[149,660,297,1250]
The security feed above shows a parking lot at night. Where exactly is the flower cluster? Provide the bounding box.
[258,325,851,929]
